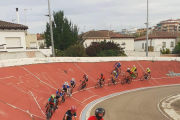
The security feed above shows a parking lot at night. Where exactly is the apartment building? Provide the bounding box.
[155,19,180,32]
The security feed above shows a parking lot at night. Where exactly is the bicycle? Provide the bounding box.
[131,72,138,79]
[95,78,105,88]
[78,80,88,91]
[59,91,66,104]
[54,98,60,112]
[108,77,119,86]
[121,76,132,85]
[45,104,54,120]
[140,72,151,81]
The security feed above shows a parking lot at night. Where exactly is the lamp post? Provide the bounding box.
[146,0,149,57]
[48,0,55,57]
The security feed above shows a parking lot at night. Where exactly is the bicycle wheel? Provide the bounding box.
[108,80,112,86]
[84,83,88,90]
[147,75,151,80]
[128,78,132,84]
[78,84,83,91]
[140,75,145,81]
[95,82,100,88]
[47,108,51,120]
[121,79,126,85]
[134,73,138,79]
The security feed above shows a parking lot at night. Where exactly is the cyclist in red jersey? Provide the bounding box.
[88,108,105,120]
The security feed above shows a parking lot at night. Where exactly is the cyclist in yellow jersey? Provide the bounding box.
[130,65,137,77]
[146,68,151,74]
[145,68,151,79]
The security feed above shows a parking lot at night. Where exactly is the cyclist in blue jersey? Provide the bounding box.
[113,61,121,73]
[56,89,63,105]
[70,78,76,88]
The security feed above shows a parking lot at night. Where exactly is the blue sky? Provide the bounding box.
[1,0,180,34]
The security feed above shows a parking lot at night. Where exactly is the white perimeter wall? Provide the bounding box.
[135,38,176,52]
[0,57,179,68]
[0,30,26,51]
[125,51,160,57]
[83,38,134,51]
[0,51,45,60]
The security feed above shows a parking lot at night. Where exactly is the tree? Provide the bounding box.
[173,42,180,54]
[86,41,126,57]
[44,23,51,47]
[44,10,79,51]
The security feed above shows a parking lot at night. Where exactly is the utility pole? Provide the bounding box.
[48,0,55,57]
[146,0,149,57]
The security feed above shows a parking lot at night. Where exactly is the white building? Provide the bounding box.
[37,33,46,48]
[82,30,135,51]
[129,27,138,35]
[0,20,28,52]
[134,31,180,52]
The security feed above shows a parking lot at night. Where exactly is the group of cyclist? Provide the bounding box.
[46,78,77,119]
[45,61,151,120]
[97,61,151,87]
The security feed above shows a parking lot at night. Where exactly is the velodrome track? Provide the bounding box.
[89,85,180,120]
[0,60,180,120]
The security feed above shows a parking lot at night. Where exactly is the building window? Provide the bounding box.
[171,42,174,47]
[162,42,166,47]
[142,43,144,49]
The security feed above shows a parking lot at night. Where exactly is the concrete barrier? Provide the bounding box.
[0,57,180,68]
[0,51,45,60]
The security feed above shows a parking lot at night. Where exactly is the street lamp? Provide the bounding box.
[47,0,55,57]
[146,0,149,57]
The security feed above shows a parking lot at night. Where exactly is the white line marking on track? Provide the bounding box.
[30,91,46,116]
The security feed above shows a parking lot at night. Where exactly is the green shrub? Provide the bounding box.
[55,44,87,57]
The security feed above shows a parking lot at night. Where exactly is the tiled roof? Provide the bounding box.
[135,31,180,41]
[82,31,135,39]
[0,20,28,30]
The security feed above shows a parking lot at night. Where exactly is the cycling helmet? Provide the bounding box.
[71,78,75,81]
[101,73,103,76]
[147,68,149,70]
[127,68,130,70]
[133,65,135,67]
[70,106,77,112]
[113,70,116,74]
[64,82,68,86]
[95,108,105,120]
[51,94,55,99]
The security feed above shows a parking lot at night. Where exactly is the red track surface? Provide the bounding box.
[0,61,180,120]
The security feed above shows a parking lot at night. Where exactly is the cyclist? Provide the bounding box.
[63,106,77,120]
[111,70,118,84]
[113,61,121,73]
[130,65,137,77]
[45,94,56,117]
[125,68,132,82]
[82,75,88,88]
[70,78,76,88]
[55,89,63,105]
[83,74,88,82]
[145,68,151,79]
[88,107,105,120]
[62,82,70,99]
[98,73,105,87]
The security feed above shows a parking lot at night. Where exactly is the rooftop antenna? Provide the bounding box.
[24,8,32,25]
